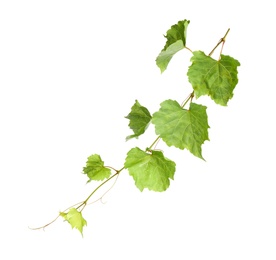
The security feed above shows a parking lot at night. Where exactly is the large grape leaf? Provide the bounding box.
[83,154,111,182]
[125,100,152,141]
[60,208,87,236]
[187,51,240,106]
[152,100,209,159]
[124,147,176,192]
[156,19,190,73]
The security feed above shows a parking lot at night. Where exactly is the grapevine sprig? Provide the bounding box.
[31,19,240,235]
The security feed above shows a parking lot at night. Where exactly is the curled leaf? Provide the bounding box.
[60,208,87,236]
[83,154,111,181]
[125,100,152,141]
[156,19,190,73]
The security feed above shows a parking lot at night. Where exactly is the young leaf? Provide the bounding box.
[125,100,152,141]
[152,100,209,159]
[83,154,111,181]
[187,51,240,106]
[124,147,176,192]
[60,208,87,236]
[156,19,190,73]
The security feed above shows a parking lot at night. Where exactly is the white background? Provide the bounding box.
[1,0,275,259]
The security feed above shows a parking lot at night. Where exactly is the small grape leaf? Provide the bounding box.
[124,147,176,192]
[125,100,152,141]
[156,19,190,73]
[60,208,87,236]
[83,154,111,182]
[152,100,209,159]
[187,51,240,106]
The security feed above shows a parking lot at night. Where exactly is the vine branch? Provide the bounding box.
[77,171,121,212]
[31,20,239,236]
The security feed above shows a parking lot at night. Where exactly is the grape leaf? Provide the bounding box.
[156,19,190,73]
[187,51,240,106]
[152,100,209,159]
[125,100,152,141]
[124,147,176,192]
[60,208,87,236]
[83,154,111,182]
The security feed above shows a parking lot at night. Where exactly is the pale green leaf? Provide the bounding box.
[156,19,190,73]
[187,51,240,105]
[124,147,176,192]
[152,100,209,159]
[83,154,111,181]
[125,100,152,141]
[60,208,87,235]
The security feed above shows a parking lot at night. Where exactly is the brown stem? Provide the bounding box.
[208,28,230,57]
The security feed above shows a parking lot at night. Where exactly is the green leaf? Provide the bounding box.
[83,154,111,181]
[125,100,152,141]
[187,51,240,106]
[152,100,209,159]
[60,208,87,236]
[124,147,176,192]
[156,19,190,73]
